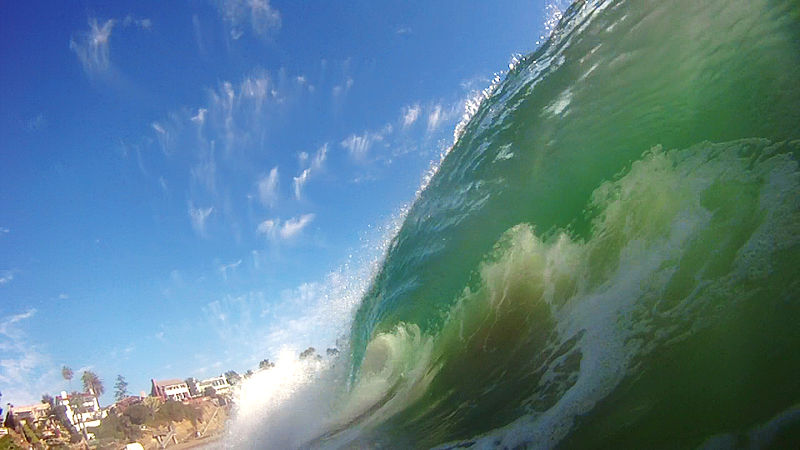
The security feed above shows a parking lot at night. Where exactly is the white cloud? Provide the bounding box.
[293,169,311,200]
[257,219,277,236]
[402,104,421,128]
[396,26,412,35]
[0,309,63,406]
[292,144,327,199]
[217,0,282,39]
[341,134,370,160]
[311,145,327,171]
[295,75,314,92]
[189,203,214,235]
[70,18,115,74]
[123,15,152,30]
[205,72,277,155]
[257,214,315,240]
[332,77,354,97]
[280,214,314,239]
[427,104,443,132]
[191,108,207,126]
[58,293,69,300]
[340,125,392,162]
[0,310,35,334]
[0,227,8,234]
[0,271,13,285]
[258,166,280,208]
[219,259,243,281]
[151,121,173,155]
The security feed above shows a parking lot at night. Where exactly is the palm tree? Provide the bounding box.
[81,370,104,397]
[62,365,74,390]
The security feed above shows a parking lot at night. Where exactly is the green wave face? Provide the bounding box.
[337,0,800,448]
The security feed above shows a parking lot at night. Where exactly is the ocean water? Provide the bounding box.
[227,0,800,448]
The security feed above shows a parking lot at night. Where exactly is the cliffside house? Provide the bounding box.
[150,379,191,401]
[55,391,106,438]
[198,375,232,396]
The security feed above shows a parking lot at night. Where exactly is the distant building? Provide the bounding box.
[9,402,50,427]
[198,375,232,396]
[55,391,106,438]
[150,379,191,401]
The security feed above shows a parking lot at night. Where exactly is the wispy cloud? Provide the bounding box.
[201,238,388,367]
[280,214,315,239]
[219,259,243,281]
[332,77,354,97]
[402,104,421,128]
[0,309,63,406]
[141,69,290,243]
[189,203,214,236]
[293,144,327,199]
[340,125,392,162]
[0,310,36,334]
[0,227,8,234]
[192,14,206,55]
[427,104,443,132]
[191,108,207,126]
[216,0,282,40]
[256,219,277,236]
[70,18,115,74]
[122,15,152,30]
[396,26,412,35]
[258,166,280,208]
[206,73,279,156]
[256,214,315,241]
[0,270,14,285]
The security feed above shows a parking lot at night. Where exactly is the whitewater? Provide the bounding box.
[225,0,800,448]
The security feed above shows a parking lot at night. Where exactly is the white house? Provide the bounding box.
[151,379,191,401]
[198,375,232,396]
[55,391,107,439]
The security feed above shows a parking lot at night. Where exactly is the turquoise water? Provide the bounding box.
[231,0,800,447]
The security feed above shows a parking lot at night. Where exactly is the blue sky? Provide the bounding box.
[0,0,555,406]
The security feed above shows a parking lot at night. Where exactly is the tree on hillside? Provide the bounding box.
[123,403,152,426]
[41,394,54,406]
[114,375,129,402]
[300,347,321,360]
[224,370,241,386]
[258,359,275,369]
[62,365,74,390]
[81,370,104,397]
